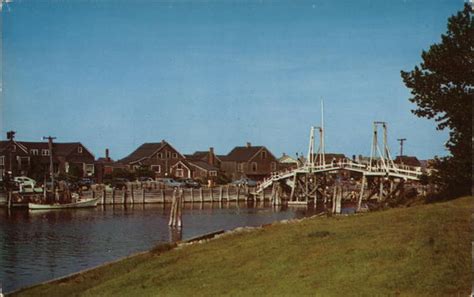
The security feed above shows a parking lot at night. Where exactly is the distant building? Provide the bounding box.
[278,153,298,170]
[117,140,185,178]
[394,156,421,167]
[0,140,95,179]
[220,142,279,181]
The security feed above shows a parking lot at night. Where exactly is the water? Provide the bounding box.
[0,202,319,293]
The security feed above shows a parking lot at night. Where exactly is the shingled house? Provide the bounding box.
[184,147,221,181]
[118,140,185,178]
[0,140,95,179]
[220,142,279,181]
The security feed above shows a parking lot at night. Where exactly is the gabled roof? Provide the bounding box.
[118,140,184,164]
[119,142,166,164]
[0,141,94,158]
[224,146,265,162]
[188,160,219,172]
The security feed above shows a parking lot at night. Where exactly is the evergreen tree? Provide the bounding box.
[401,4,473,199]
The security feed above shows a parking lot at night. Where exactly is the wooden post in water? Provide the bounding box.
[112,188,116,205]
[226,185,230,201]
[142,188,145,204]
[209,187,214,202]
[168,188,183,228]
[102,188,106,205]
[262,187,266,202]
[122,188,127,205]
[130,184,134,204]
[199,187,203,202]
[219,186,223,202]
[161,189,165,203]
[236,186,240,202]
[357,175,366,211]
[190,188,194,203]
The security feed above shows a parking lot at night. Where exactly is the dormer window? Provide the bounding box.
[158,153,163,159]
[166,151,171,159]
[261,151,267,159]
[172,153,178,159]
[30,149,39,156]
[78,146,83,153]
[42,149,50,156]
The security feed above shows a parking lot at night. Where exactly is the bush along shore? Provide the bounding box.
[10,196,471,297]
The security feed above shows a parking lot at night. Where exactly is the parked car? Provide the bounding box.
[13,176,37,187]
[232,178,257,187]
[78,178,94,190]
[183,178,201,188]
[157,178,185,188]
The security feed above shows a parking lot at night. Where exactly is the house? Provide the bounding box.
[118,140,185,178]
[278,153,298,170]
[0,139,95,179]
[95,148,128,183]
[184,147,221,181]
[220,142,279,181]
[394,156,421,168]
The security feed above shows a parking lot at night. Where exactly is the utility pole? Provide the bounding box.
[397,138,406,157]
[6,131,15,174]
[42,136,56,192]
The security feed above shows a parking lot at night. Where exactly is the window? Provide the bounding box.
[271,162,277,171]
[176,168,184,177]
[78,146,83,153]
[30,149,39,156]
[42,149,50,156]
[0,168,4,180]
[166,151,171,159]
[158,153,164,159]
[84,164,95,175]
[251,162,257,172]
[151,165,161,173]
[238,163,244,173]
[261,151,267,159]
[209,171,217,177]
[0,156,4,166]
[172,153,178,159]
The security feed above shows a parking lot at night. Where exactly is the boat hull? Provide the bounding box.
[28,198,99,210]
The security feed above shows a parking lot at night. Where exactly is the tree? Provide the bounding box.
[401,4,473,199]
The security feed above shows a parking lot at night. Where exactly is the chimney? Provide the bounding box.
[208,147,215,165]
[246,142,251,148]
[105,148,110,161]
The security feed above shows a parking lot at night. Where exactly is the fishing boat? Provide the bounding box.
[28,197,99,210]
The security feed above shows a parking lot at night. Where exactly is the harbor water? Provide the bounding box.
[0,202,319,293]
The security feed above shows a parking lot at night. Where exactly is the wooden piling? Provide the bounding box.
[142,188,145,204]
[102,189,106,205]
[199,188,203,202]
[210,187,214,202]
[190,188,194,203]
[112,189,116,205]
[378,178,384,202]
[168,188,183,228]
[219,186,223,202]
[161,189,165,203]
[236,186,240,202]
[122,189,127,205]
[357,175,366,211]
[226,185,230,201]
[130,185,135,204]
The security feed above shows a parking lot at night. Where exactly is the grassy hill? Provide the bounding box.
[12,196,472,297]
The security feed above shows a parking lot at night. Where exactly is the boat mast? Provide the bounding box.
[42,136,56,194]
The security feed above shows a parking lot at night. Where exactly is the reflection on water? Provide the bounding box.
[0,202,319,293]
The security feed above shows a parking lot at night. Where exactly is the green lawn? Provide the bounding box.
[12,196,472,297]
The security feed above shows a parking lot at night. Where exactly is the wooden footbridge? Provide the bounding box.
[256,121,423,211]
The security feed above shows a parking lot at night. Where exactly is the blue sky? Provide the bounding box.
[1,0,463,160]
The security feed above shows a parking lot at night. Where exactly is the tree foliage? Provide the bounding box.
[401,4,473,199]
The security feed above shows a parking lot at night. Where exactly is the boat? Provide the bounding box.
[28,198,99,210]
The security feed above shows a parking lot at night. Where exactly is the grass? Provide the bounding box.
[11,196,472,297]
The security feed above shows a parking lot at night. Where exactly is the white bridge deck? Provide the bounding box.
[256,160,422,193]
